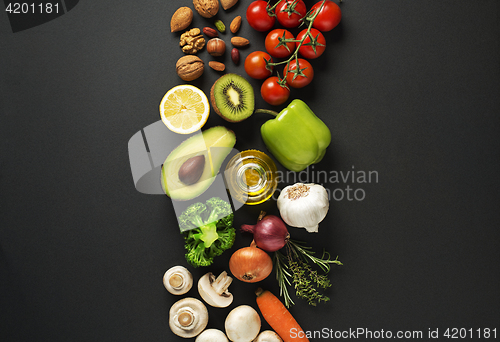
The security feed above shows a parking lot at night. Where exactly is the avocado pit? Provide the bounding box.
[178,155,205,185]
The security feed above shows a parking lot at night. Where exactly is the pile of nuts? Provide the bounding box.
[170,0,250,81]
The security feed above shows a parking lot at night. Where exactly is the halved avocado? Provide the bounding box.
[160,126,236,201]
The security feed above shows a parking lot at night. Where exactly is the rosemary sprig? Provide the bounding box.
[274,239,342,307]
[273,250,295,307]
[288,239,343,272]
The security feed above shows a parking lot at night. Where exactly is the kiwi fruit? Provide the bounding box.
[210,73,255,122]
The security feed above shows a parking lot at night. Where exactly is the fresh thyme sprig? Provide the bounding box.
[289,258,330,306]
[274,239,342,307]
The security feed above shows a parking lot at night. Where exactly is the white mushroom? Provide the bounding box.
[163,266,193,295]
[198,271,233,308]
[225,305,261,342]
[169,297,208,338]
[196,329,229,342]
[253,330,283,342]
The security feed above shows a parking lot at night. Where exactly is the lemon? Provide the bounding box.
[159,85,210,134]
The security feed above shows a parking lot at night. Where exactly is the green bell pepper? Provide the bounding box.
[261,99,331,172]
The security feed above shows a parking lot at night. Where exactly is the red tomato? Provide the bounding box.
[284,59,314,88]
[245,51,274,79]
[310,0,341,32]
[275,0,307,29]
[296,28,326,59]
[246,1,276,32]
[261,76,290,106]
[265,29,295,58]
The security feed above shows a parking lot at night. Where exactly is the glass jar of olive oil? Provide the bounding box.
[225,150,278,205]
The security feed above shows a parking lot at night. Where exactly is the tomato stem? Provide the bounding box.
[267,0,328,81]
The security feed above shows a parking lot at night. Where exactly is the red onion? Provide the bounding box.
[241,214,290,252]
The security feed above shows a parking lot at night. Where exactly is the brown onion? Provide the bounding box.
[241,215,290,252]
[229,246,273,283]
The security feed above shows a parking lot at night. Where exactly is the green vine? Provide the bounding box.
[264,0,330,84]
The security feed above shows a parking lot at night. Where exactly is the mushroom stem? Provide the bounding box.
[212,271,233,295]
[164,266,193,295]
[177,310,194,327]
[169,273,184,288]
[169,297,208,338]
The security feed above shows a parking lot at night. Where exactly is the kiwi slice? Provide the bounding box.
[210,73,255,122]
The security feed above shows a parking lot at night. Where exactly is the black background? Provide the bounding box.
[1,1,499,341]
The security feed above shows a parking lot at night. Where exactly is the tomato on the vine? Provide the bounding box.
[296,28,326,59]
[246,1,276,32]
[265,29,295,58]
[245,51,274,79]
[310,0,341,32]
[275,0,307,29]
[284,59,314,88]
[261,76,290,106]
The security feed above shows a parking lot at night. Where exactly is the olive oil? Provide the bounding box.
[225,150,278,205]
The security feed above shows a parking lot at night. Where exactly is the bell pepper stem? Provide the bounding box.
[255,109,279,117]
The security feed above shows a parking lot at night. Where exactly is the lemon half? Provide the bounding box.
[159,85,210,134]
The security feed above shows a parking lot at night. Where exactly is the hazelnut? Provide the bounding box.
[207,38,226,57]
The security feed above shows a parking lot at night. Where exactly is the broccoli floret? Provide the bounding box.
[178,202,207,233]
[209,227,235,257]
[184,242,213,268]
[180,197,236,267]
[205,197,233,224]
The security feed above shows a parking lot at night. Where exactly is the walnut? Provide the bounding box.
[176,55,204,81]
[179,28,206,54]
[193,0,219,18]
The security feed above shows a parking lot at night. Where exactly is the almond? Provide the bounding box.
[209,61,226,72]
[230,16,242,34]
[231,36,249,48]
[170,7,193,33]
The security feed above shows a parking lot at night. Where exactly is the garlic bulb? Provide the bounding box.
[277,183,329,233]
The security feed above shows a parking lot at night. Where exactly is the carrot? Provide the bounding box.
[255,288,310,342]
